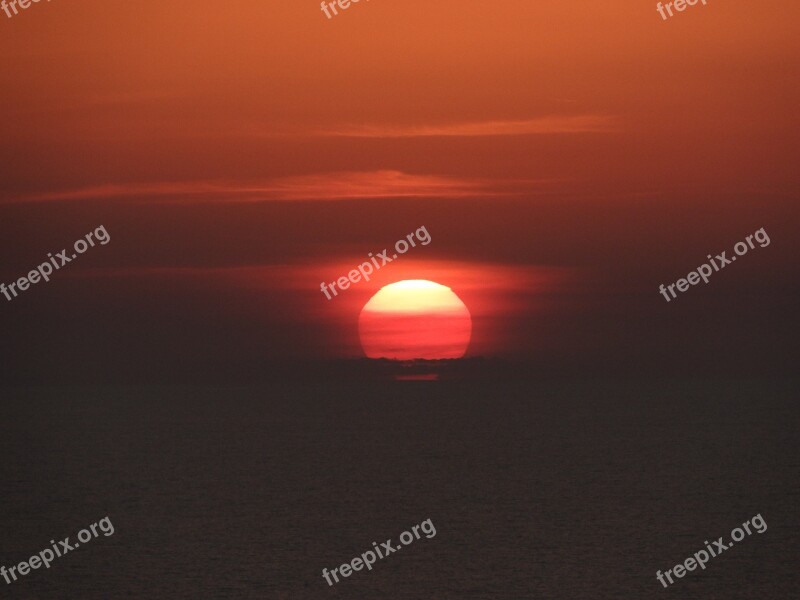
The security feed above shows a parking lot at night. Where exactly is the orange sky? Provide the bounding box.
[2,0,798,197]
[1,0,798,380]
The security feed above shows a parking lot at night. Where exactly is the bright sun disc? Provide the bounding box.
[358,280,472,360]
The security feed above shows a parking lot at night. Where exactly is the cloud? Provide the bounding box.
[310,115,618,138]
[8,171,547,204]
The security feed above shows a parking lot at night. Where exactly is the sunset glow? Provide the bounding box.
[0,1,797,597]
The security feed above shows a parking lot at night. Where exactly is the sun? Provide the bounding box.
[358,280,472,360]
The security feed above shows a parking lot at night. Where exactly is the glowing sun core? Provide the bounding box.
[358,280,472,360]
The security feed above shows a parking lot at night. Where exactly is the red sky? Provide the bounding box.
[1,0,798,381]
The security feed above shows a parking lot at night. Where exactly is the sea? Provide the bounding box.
[1,379,797,598]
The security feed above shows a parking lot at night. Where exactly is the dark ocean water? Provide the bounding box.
[1,380,798,599]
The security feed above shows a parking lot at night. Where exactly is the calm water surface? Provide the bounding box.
[1,379,797,598]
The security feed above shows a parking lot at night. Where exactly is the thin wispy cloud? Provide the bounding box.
[8,171,548,204]
[313,115,618,138]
